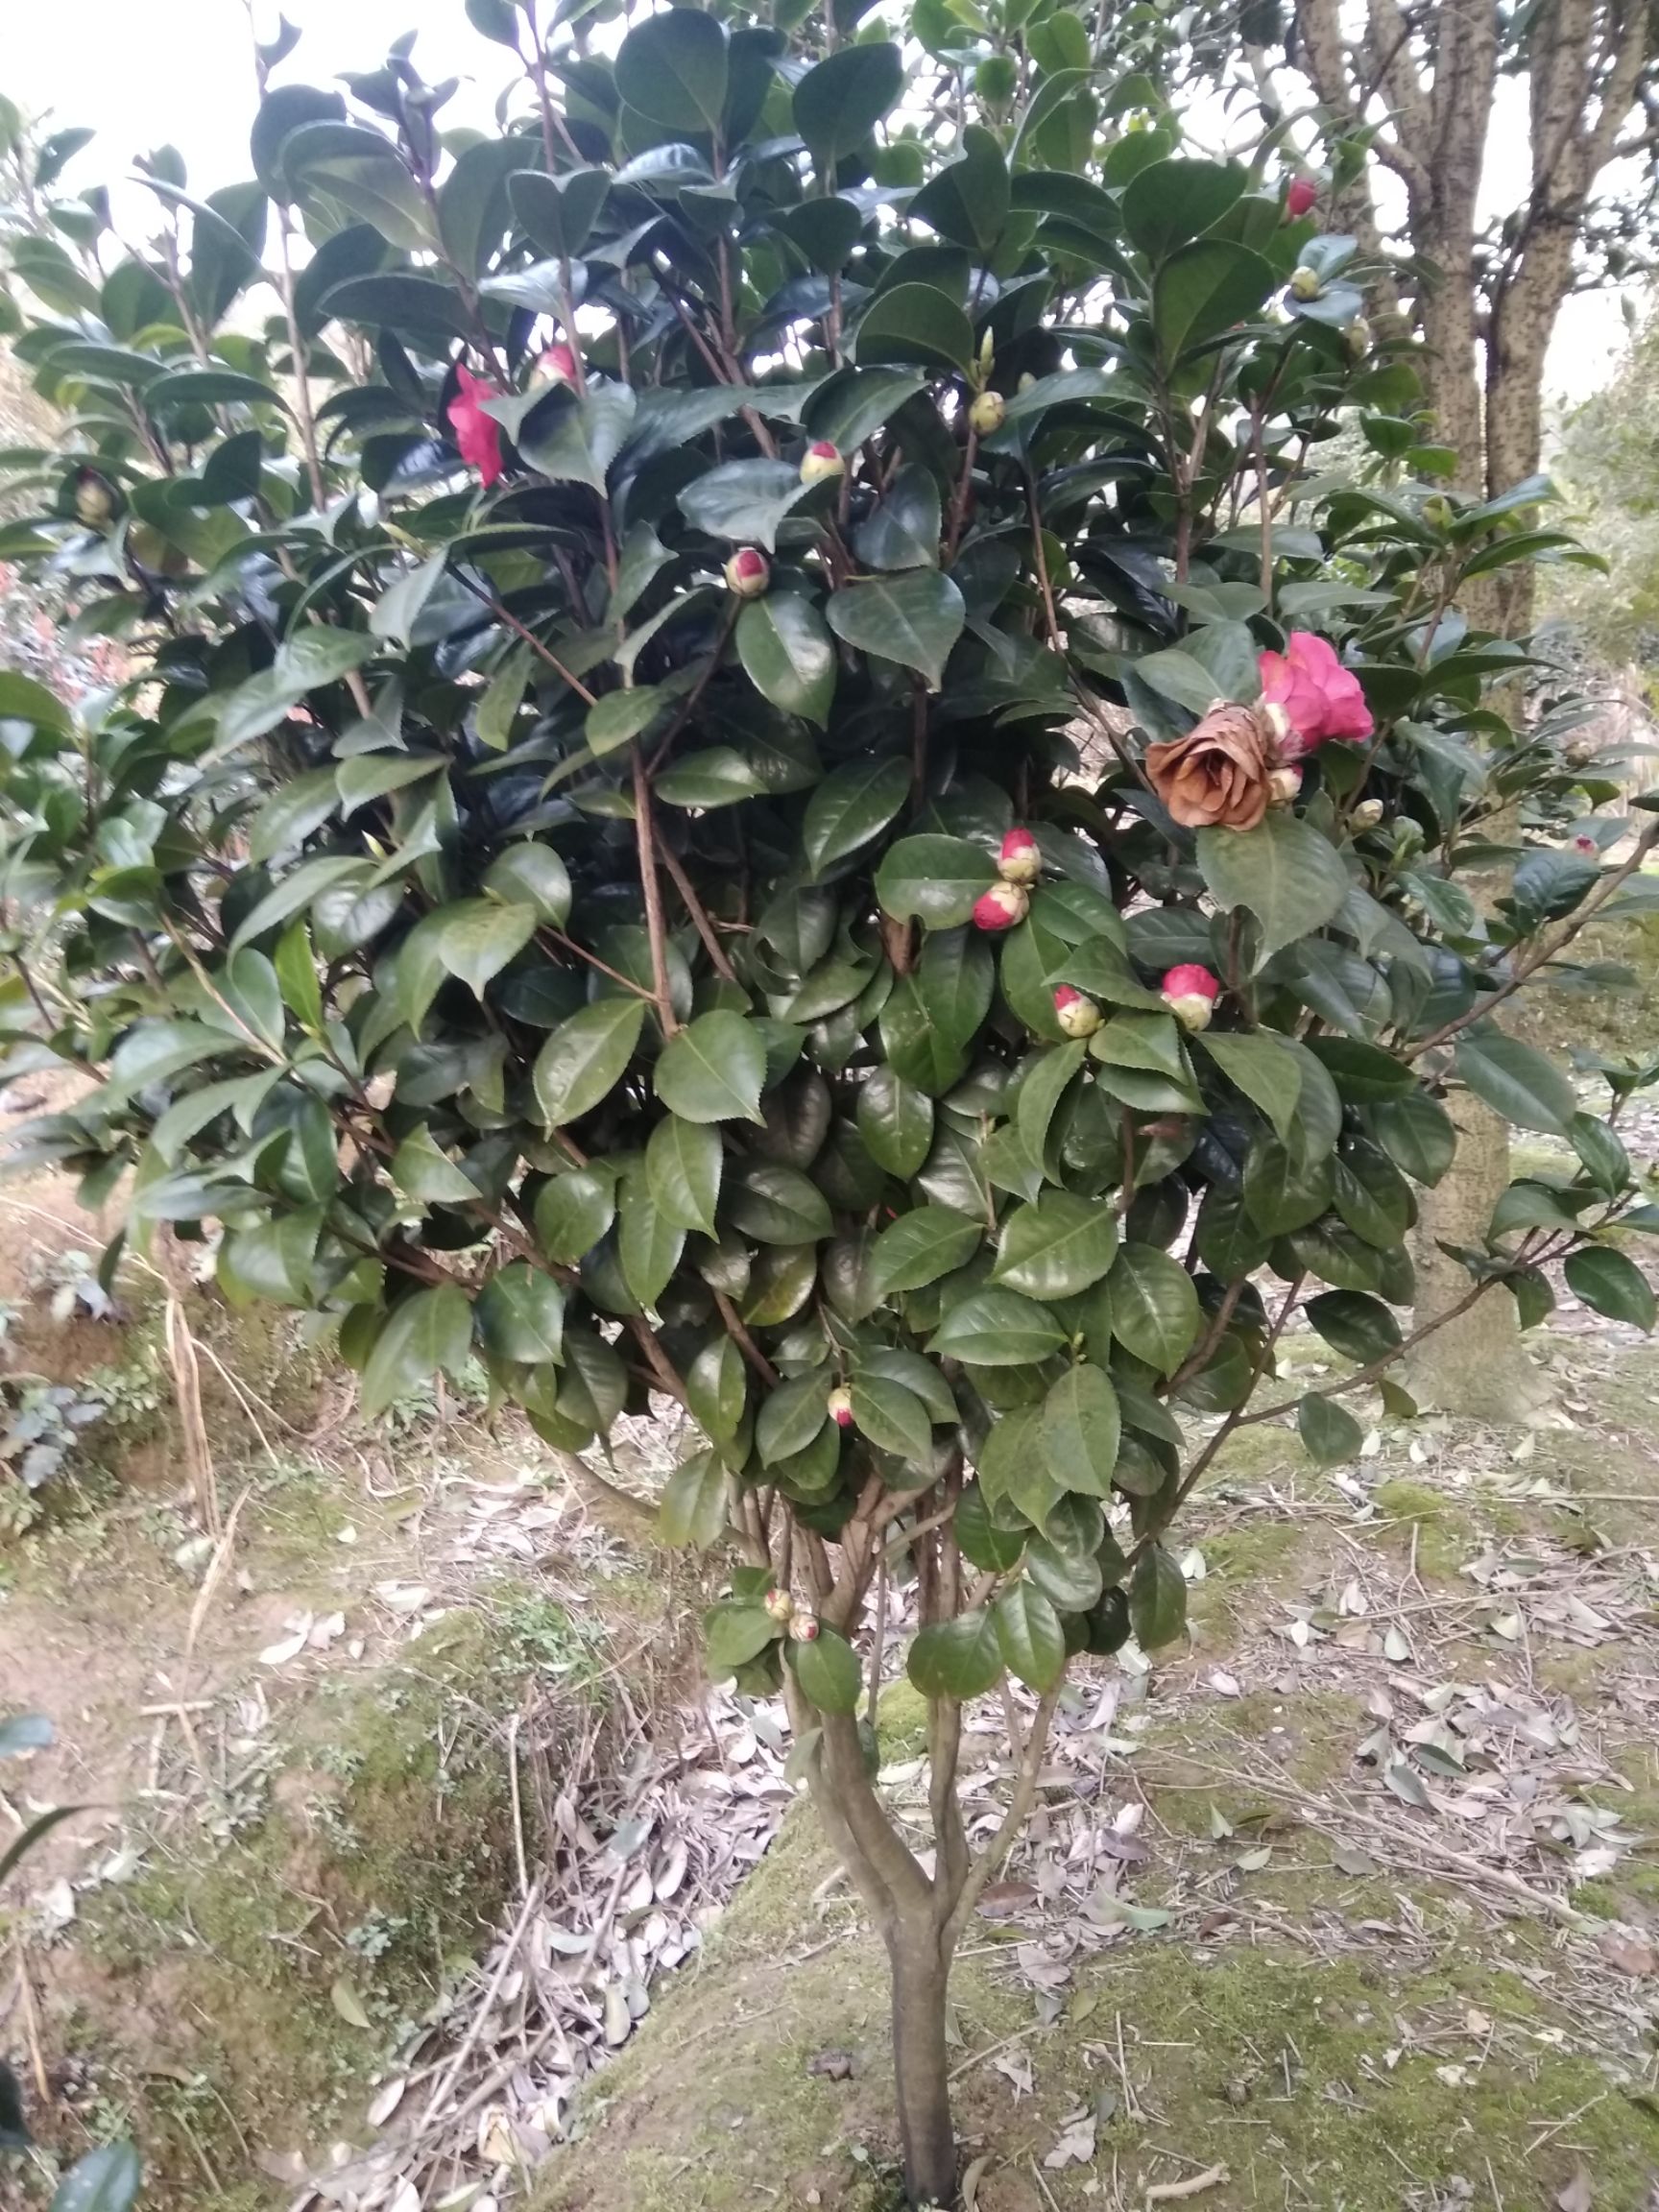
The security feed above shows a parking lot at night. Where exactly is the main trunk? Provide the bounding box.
[888,1926,956,2207]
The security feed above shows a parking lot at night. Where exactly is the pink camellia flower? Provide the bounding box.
[1258,632,1374,756]
[1052,985,1102,1039]
[998,827,1041,884]
[973,881,1028,932]
[534,341,579,386]
[1285,177,1317,219]
[1161,963,1221,1032]
[446,364,505,489]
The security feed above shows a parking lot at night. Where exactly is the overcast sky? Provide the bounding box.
[4,0,1638,409]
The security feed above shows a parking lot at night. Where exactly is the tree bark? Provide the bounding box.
[888,1923,957,2209]
[1407,1093,1548,1415]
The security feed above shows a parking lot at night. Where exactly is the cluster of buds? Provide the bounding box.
[1160,964,1220,1032]
[800,439,844,485]
[762,1584,821,1643]
[973,828,1043,930]
[724,546,770,599]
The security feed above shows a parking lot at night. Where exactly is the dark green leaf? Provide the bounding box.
[907,1609,1003,1699]
[1297,1393,1365,1465]
[868,1204,984,1295]
[533,998,646,1127]
[361,1285,474,1418]
[1040,1362,1120,1496]
[736,595,835,725]
[826,570,966,689]
[655,1012,767,1124]
[930,1287,1065,1364]
[856,1067,934,1178]
[1197,813,1351,967]
[660,1449,729,1549]
[994,1583,1067,1691]
[877,834,996,929]
[1129,1543,1187,1647]
[1564,1247,1655,1331]
[794,42,904,171]
[1106,1243,1200,1375]
[792,1625,863,1713]
[803,755,911,874]
[992,1191,1119,1299]
[1455,1032,1579,1138]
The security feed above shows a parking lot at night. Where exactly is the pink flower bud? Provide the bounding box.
[1285,178,1317,219]
[1161,964,1220,1033]
[998,827,1041,884]
[724,547,770,598]
[790,1614,821,1644]
[972,881,1028,932]
[1572,833,1598,857]
[827,1386,854,1430]
[763,1587,796,1623]
[800,440,844,485]
[533,342,579,386]
[1053,985,1102,1039]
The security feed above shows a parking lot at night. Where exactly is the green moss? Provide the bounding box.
[1373,1478,1470,1575]
[876,1680,930,1762]
[83,1617,525,2200]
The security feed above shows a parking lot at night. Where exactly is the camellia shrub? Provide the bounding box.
[2,7,1658,2200]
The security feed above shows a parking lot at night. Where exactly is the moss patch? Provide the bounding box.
[81,1617,524,2200]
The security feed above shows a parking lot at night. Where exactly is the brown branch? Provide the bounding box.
[657,837,738,983]
[630,743,677,1035]
[945,1680,1064,1947]
[712,1286,780,1386]
[1405,816,1659,1058]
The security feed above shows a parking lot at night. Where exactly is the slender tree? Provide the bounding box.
[2,10,1657,2202]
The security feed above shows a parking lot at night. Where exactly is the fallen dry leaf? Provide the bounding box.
[1556,2167,1594,2212]
[1597,1927,1656,1977]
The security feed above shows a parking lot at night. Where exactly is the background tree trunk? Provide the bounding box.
[1286,0,1652,1417]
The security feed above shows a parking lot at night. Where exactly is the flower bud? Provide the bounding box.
[790,1614,821,1644]
[1572,832,1599,857]
[1421,495,1453,532]
[998,827,1041,885]
[1351,798,1384,830]
[1161,964,1220,1032]
[969,389,1006,436]
[1285,178,1317,219]
[724,547,770,598]
[1266,764,1303,807]
[800,439,844,486]
[972,880,1028,932]
[1289,266,1321,301]
[763,1586,796,1623]
[532,342,579,387]
[1343,317,1371,360]
[827,1385,854,1429]
[73,469,115,527]
[1053,985,1102,1039]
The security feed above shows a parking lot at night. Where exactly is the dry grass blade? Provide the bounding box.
[164,1291,219,1535]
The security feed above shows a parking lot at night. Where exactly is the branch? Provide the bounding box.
[945,1681,1063,1949]
[630,743,677,1035]
[1405,815,1659,1058]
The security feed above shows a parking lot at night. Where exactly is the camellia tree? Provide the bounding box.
[2,8,1659,2202]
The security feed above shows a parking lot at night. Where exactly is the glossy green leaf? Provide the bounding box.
[1305,1289,1402,1363]
[994,1583,1067,1691]
[876,834,996,928]
[993,1190,1119,1300]
[533,998,647,1127]
[1197,812,1351,968]
[535,1168,615,1264]
[856,1067,934,1178]
[1564,1246,1656,1330]
[1129,1543,1187,1647]
[1106,1243,1200,1375]
[930,1287,1065,1365]
[803,754,911,874]
[1454,1031,1578,1138]
[736,594,835,726]
[1040,1362,1120,1497]
[646,1114,724,1234]
[907,1609,1003,1699]
[476,1262,565,1364]
[654,1011,767,1124]
[868,1204,983,1295]
[361,1285,474,1419]
[826,570,966,689]
[1296,1392,1365,1465]
[794,42,903,171]
[660,1449,729,1550]
[792,1624,862,1713]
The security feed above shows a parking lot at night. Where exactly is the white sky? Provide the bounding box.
[3,0,1640,404]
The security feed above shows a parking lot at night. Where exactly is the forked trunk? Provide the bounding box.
[889,1924,956,2207]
